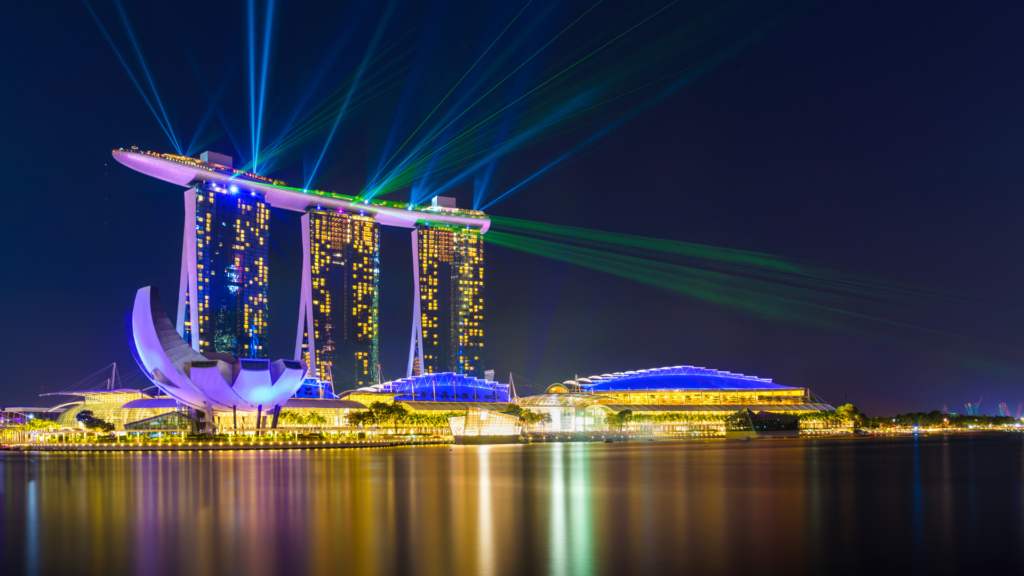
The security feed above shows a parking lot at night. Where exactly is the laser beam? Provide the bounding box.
[112,0,182,154]
[305,0,396,191]
[83,0,181,153]
[486,226,1024,375]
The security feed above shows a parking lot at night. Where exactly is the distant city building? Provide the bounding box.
[408,198,485,378]
[179,182,269,358]
[296,208,380,389]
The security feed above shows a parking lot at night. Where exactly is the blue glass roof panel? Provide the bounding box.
[581,366,798,392]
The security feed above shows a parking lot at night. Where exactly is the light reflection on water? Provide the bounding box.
[2,435,1023,575]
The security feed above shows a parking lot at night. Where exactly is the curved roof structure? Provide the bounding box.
[112,149,491,232]
[545,365,798,394]
[350,372,510,403]
[129,286,306,412]
[517,394,616,407]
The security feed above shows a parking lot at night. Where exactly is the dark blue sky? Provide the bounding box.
[1,0,1022,415]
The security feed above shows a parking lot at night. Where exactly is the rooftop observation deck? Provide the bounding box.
[112,148,491,232]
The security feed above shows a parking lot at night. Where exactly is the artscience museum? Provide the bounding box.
[127,286,307,429]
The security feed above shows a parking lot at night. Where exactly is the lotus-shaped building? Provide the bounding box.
[127,286,306,416]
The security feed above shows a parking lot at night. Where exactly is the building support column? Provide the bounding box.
[176,231,188,337]
[294,213,317,379]
[271,405,281,429]
[407,228,425,378]
[204,399,217,435]
[177,189,201,352]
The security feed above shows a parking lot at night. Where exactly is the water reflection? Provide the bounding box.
[912,438,924,570]
[2,436,1023,575]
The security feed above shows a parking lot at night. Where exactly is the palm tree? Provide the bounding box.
[306,412,328,432]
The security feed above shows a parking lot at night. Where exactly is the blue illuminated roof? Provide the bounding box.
[370,372,511,403]
[577,366,798,392]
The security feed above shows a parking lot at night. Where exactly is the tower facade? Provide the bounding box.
[296,208,380,389]
[408,224,485,377]
[177,183,269,358]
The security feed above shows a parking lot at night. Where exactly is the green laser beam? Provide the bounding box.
[485,224,1024,376]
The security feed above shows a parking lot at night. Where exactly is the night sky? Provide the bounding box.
[2,1,1021,415]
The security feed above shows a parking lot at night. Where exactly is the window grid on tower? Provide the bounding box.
[301,209,380,389]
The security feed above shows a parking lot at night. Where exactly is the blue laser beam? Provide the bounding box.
[365,3,446,195]
[82,0,180,153]
[406,0,676,202]
[180,50,250,167]
[305,0,396,191]
[419,89,599,201]
[253,0,276,174]
[185,61,236,157]
[248,0,257,173]
[366,0,535,196]
[481,67,709,211]
[258,1,370,176]
[112,0,181,154]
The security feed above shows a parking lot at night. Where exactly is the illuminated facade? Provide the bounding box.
[517,365,835,434]
[448,407,522,444]
[408,222,485,378]
[295,208,380,389]
[53,391,178,429]
[113,148,493,408]
[542,366,823,407]
[178,182,269,358]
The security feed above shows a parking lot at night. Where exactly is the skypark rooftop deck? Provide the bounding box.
[112,148,491,232]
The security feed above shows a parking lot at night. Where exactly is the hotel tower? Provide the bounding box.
[407,198,485,378]
[177,152,269,359]
[295,207,381,389]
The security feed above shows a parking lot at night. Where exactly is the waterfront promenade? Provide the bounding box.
[5,437,450,452]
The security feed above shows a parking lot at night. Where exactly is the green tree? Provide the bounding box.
[367,401,391,426]
[84,417,114,433]
[835,404,869,429]
[278,410,300,427]
[306,412,328,429]
[515,409,551,429]
[606,410,633,432]
[383,403,409,434]
[22,418,57,432]
[348,410,376,428]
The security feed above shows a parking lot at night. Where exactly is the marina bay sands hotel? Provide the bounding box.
[113,148,488,390]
